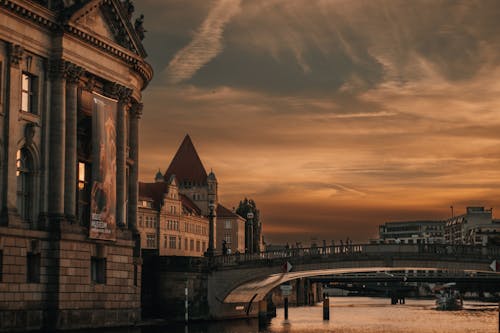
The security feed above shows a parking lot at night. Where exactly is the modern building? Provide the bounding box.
[375,220,445,244]
[445,207,496,245]
[0,1,152,331]
[216,205,246,254]
[138,175,209,257]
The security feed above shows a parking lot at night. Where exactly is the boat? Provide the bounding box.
[434,283,463,311]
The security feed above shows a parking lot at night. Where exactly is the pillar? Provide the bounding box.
[128,102,142,232]
[284,296,289,321]
[323,296,330,320]
[1,44,23,225]
[48,59,66,221]
[115,86,132,228]
[63,63,83,222]
[258,299,268,328]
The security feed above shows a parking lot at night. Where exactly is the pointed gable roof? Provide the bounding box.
[164,135,208,184]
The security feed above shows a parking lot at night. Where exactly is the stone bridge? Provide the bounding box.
[206,244,500,319]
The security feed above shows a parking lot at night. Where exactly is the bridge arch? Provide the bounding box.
[207,244,500,318]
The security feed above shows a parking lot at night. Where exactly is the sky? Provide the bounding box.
[133,0,500,244]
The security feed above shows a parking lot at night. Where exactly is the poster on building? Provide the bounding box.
[89,93,117,241]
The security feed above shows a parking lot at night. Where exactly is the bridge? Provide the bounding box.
[206,244,500,319]
[147,243,500,320]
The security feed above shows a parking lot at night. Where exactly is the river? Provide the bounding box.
[80,297,498,333]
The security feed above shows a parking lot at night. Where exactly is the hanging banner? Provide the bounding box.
[90,93,117,240]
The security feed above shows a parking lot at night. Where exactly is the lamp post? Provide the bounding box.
[247,211,254,254]
[205,202,216,257]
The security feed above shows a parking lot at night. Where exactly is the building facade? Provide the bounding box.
[375,220,445,244]
[216,204,246,254]
[445,207,496,245]
[138,175,209,257]
[0,1,152,331]
[139,134,248,256]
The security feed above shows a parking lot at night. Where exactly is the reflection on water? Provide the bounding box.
[77,297,498,333]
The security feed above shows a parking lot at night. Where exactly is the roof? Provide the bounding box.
[180,194,202,216]
[164,135,208,184]
[139,182,169,210]
[217,204,244,219]
[139,182,203,216]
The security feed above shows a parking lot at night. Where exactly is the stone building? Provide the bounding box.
[216,205,246,254]
[139,134,247,255]
[0,1,152,331]
[138,175,209,257]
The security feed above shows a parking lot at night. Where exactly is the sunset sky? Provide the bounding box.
[134,0,500,244]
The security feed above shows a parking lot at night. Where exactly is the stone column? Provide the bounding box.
[1,44,24,226]
[116,86,132,228]
[47,59,67,221]
[63,63,84,222]
[128,102,142,232]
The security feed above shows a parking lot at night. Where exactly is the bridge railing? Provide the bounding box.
[211,243,500,266]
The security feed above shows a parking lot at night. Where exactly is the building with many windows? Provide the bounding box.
[374,220,445,244]
[445,207,497,245]
[0,1,152,331]
[138,175,209,257]
[138,134,247,256]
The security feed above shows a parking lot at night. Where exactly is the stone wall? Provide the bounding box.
[0,226,141,331]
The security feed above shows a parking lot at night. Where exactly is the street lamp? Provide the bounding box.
[247,211,254,254]
[205,201,216,257]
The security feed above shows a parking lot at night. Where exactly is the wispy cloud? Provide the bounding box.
[165,0,241,84]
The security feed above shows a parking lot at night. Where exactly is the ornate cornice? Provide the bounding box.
[0,0,58,31]
[1,0,153,88]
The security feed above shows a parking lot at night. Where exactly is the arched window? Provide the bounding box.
[16,148,34,222]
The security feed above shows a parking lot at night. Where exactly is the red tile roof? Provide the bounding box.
[164,134,208,184]
[139,182,168,210]
[180,194,202,216]
[139,182,203,216]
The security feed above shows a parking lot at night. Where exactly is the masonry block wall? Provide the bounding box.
[0,228,141,331]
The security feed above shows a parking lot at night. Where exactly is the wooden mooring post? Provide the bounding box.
[323,296,330,320]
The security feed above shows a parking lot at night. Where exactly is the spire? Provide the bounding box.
[164,134,208,184]
[155,168,164,182]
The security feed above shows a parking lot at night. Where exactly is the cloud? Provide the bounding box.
[164,0,241,84]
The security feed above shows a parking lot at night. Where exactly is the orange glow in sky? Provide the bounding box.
[135,0,500,244]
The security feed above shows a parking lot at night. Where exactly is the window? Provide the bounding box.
[164,235,167,248]
[16,148,34,222]
[190,239,194,251]
[169,236,176,249]
[27,252,40,283]
[224,234,232,244]
[146,234,156,248]
[91,257,106,284]
[225,220,232,229]
[178,237,182,249]
[202,242,206,252]
[139,215,143,227]
[0,250,3,282]
[196,240,200,252]
[21,73,37,114]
